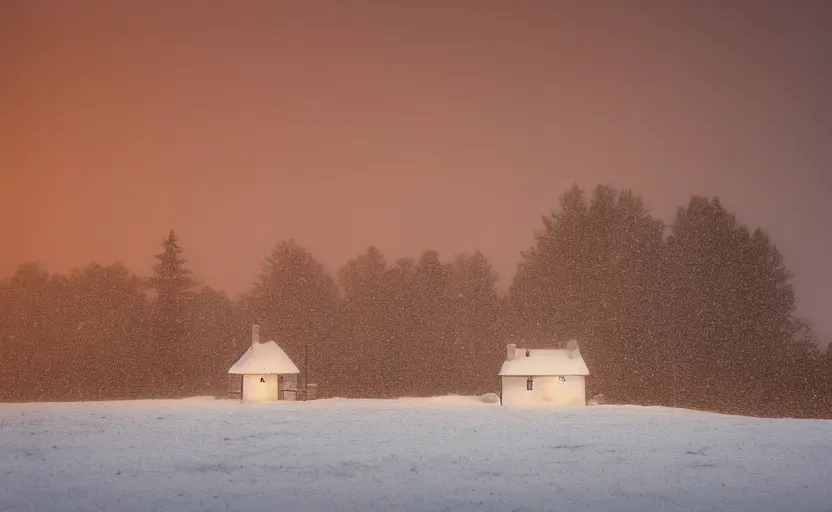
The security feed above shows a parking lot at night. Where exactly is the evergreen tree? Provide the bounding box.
[412,249,452,394]
[510,184,591,342]
[0,263,61,400]
[64,263,149,399]
[778,316,829,417]
[446,251,503,393]
[383,257,418,395]
[185,286,240,396]
[151,230,193,309]
[509,184,664,402]
[336,246,392,396]
[248,239,338,394]
[149,230,194,395]
[582,187,665,403]
[1,262,149,401]
[663,197,795,415]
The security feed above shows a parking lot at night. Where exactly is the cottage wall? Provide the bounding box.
[242,374,279,402]
[281,374,298,401]
[501,375,586,406]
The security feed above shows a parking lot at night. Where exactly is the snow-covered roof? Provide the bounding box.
[499,348,590,376]
[228,341,300,375]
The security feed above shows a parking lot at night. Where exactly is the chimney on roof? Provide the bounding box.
[506,343,516,361]
[252,325,260,347]
[567,339,580,359]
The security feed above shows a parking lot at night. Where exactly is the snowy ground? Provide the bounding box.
[1,396,831,512]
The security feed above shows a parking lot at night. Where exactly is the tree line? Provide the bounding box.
[1,184,829,418]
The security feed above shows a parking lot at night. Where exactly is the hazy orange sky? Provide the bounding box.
[2,1,831,342]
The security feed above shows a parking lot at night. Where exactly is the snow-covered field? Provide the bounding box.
[1,396,830,512]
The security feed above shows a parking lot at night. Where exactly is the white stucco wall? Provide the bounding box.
[242,374,278,402]
[501,375,586,406]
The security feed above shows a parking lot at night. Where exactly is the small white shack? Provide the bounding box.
[228,325,300,402]
[499,340,590,407]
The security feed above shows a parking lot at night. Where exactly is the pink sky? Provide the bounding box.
[3,1,831,342]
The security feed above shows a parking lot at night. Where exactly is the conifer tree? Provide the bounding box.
[663,197,795,414]
[337,246,392,396]
[249,239,338,394]
[149,230,194,394]
[509,184,664,402]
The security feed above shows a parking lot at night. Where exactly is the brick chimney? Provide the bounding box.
[506,343,516,361]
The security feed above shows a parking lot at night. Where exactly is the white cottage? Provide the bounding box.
[498,340,590,406]
[228,325,300,402]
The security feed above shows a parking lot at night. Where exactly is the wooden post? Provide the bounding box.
[672,349,678,408]
[304,344,309,401]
